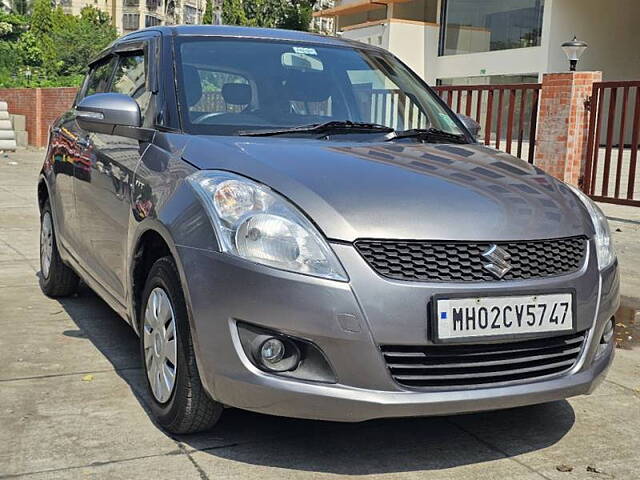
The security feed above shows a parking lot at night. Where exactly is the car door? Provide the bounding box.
[73,40,157,303]
[48,58,116,259]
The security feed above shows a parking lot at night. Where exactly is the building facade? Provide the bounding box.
[314,0,640,85]
[52,0,222,33]
[311,0,335,34]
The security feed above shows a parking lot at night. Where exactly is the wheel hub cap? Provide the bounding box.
[40,212,53,279]
[143,288,178,403]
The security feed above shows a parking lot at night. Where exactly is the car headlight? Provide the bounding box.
[568,185,616,270]
[187,171,348,281]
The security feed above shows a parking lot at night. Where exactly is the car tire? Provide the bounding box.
[39,200,79,297]
[140,256,223,434]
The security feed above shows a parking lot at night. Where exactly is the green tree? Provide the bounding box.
[11,0,30,16]
[243,0,285,28]
[279,1,314,31]
[222,0,316,31]
[41,6,117,78]
[203,0,213,24]
[0,3,117,87]
[222,0,247,26]
[16,30,43,67]
[31,0,53,36]
[0,11,25,40]
[0,12,23,75]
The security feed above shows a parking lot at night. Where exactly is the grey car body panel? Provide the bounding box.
[39,25,619,422]
[181,136,593,242]
[174,241,618,420]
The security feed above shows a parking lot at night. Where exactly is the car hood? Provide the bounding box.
[183,136,592,242]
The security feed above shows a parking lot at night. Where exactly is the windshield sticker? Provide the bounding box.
[293,46,318,56]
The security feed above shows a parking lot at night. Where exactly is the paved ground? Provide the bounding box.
[1,149,639,480]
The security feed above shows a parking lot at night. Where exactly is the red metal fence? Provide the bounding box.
[584,81,640,206]
[433,84,541,164]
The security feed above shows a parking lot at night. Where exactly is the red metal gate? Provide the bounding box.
[434,84,541,164]
[584,81,640,206]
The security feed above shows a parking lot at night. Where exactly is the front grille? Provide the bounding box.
[381,331,586,389]
[355,237,586,282]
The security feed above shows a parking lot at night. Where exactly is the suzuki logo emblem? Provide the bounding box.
[482,245,512,279]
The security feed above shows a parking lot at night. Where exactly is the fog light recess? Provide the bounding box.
[596,317,615,360]
[236,322,337,383]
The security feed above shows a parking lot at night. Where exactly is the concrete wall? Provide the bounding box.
[387,22,429,80]
[341,21,389,48]
[545,0,640,145]
[546,0,640,81]
[433,45,547,84]
[0,88,78,148]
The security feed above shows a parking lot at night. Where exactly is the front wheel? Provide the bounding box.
[39,200,79,297]
[140,256,222,434]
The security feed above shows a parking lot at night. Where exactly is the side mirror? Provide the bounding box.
[75,93,142,135]
[457,113,481,138]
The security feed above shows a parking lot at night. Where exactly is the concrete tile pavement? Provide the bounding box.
[0,149,639,479]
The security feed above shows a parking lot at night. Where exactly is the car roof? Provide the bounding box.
[116,24,380,50]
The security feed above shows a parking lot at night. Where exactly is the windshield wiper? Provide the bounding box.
[238,121,395,137]
[385,127,468,144]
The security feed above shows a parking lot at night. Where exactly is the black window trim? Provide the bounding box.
[81,34,167,129]
[438,0,448,57]
[78,55,119,102]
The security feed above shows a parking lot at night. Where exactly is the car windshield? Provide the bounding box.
[175,37,466,139]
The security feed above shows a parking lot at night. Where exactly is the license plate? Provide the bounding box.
[434,293,574,342]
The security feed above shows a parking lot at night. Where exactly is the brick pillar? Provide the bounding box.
[534,72,602,186]
[34,88,43,147]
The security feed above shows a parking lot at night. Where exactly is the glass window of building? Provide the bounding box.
[440,0,544,56]
[122,13,140,31]
[184,5,197,24]
[145,15,161,27]
[392,0,438,22]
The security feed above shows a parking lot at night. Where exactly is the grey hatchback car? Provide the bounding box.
[38,25,619,434]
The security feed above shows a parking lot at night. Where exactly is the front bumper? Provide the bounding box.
[177,241,619,422]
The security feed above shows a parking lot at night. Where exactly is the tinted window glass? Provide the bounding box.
[111,54,146,98]
[85,58,116,97]
[111,53,151,118]
[176,38,464,137]
[347,66,428,130]
[187,69,250,119]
